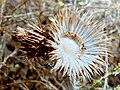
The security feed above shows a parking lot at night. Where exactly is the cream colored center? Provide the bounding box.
[60,38,79,55]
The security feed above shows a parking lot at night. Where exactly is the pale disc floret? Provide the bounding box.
[49,8,111,81]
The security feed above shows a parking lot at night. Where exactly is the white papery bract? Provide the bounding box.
[49,8,110,81]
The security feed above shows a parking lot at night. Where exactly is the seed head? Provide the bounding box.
[48,8,111,80]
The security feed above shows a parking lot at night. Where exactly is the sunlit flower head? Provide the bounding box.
[48,8,110,80]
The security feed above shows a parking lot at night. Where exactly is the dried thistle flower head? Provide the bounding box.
[12,23,53,59]
[48,8,111,80]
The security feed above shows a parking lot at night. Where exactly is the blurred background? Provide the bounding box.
[0,0,120,90]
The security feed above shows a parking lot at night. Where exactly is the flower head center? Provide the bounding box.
[60,37,79,55]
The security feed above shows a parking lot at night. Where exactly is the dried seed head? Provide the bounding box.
[48,8,111,81]
[12,23,53,58]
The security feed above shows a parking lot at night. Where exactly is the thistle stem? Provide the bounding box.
[103,36,109,90]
